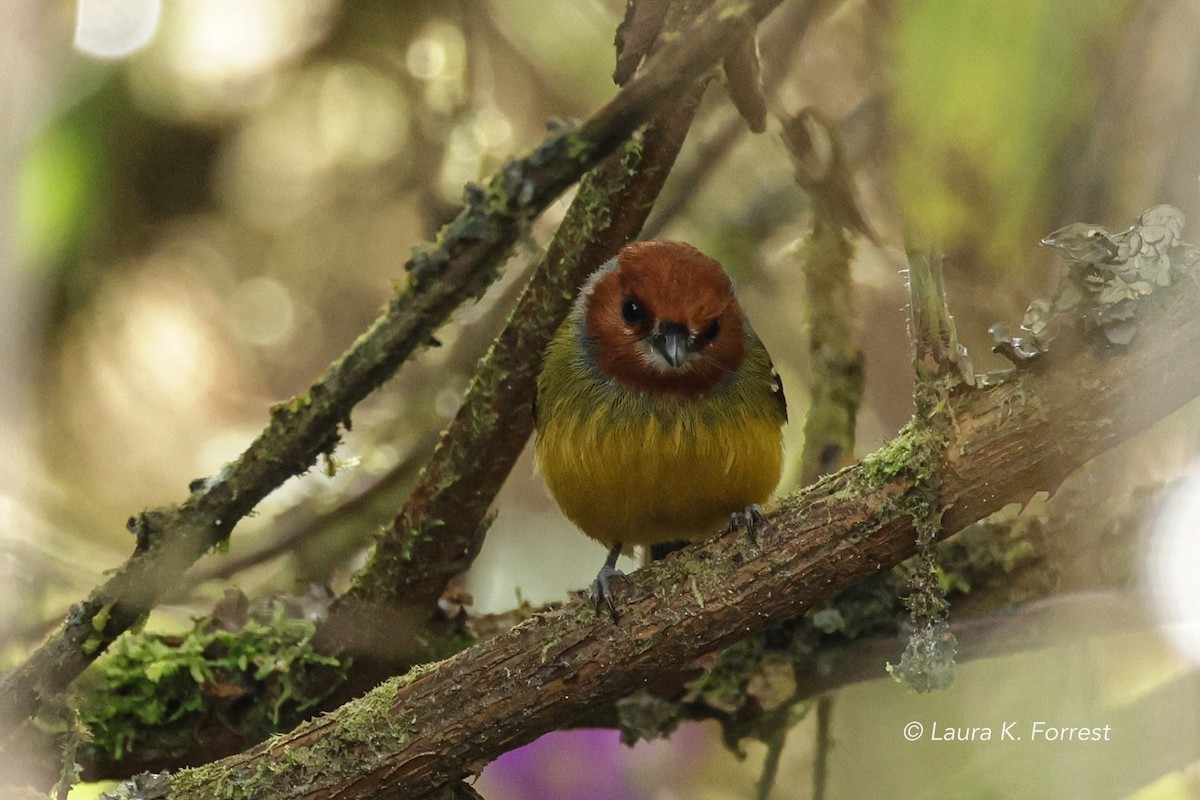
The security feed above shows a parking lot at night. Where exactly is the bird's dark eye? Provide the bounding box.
[621,297,645,326]
[702,318,721,342]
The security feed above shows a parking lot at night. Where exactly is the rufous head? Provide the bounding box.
[580,240,746,398]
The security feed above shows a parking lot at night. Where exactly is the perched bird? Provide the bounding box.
[535,240,787,618]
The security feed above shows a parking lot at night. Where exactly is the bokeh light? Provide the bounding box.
[128,0,337,119]
[1144,469,1200,663]
[229,276,295,347]
[219,63,409,229]
[73,0,161,60]
[405,21,466,113]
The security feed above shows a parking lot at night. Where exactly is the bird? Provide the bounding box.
[534,240,787,619]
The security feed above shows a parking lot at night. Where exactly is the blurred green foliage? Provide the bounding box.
[18,97,107,269]
[890,0,1133,271]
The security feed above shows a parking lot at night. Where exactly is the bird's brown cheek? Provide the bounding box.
[595,334,652,389]
[703,313,745,373]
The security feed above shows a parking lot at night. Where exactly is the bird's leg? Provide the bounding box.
[591,542,629,621]
[727,503,769,545]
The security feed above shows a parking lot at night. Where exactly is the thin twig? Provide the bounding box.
[811,695,833,800]
[643,0,826,238]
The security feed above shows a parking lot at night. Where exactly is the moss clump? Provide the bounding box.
[78,601,346,762]
[617,689,681,744]
[856,420,942,490]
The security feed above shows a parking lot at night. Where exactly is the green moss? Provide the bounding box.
[269,391,313,418]
[335,679,414,757]
[853,248,962,692]
[882,372,959,691]
[78,601,346,762]
[163,675,425,799]
[81,602,117,654]
[166,763,241,800]
[855,418,947,506]
[575,603,598,625]
[565,132,590,161]
[858,426,920,486]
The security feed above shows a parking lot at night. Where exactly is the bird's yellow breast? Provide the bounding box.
[535,401,784,547]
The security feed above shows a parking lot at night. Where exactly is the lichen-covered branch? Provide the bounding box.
[0,0,788,742]
[887,250,963,691]
[65,29,712,793]
[116,257,1200,800]
[781,108,868,485]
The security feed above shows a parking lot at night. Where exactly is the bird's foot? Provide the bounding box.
[589,543,629,621]
[591,563,629,621]
[727,503,770,545]
[591,563,629,622]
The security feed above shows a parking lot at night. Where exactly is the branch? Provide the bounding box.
[781,107,868,484]
[177,433,438,591]
[0,0,790,739]
[142,258,1200,798]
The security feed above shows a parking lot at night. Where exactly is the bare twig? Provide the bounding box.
[792,591,1153,699]
[179,433,439,591]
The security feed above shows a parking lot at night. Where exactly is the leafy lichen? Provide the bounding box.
[885,619,957,692]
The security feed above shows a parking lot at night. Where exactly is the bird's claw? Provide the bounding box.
[727,503,769,545]
[591,563,629,622]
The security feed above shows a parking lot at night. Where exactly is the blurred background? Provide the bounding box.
[4,0,1200,798]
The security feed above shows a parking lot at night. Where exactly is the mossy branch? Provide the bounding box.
[781,107,868,485]
[105,253,1200,800]
[885,249,962,691]
[0,0,788,742]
